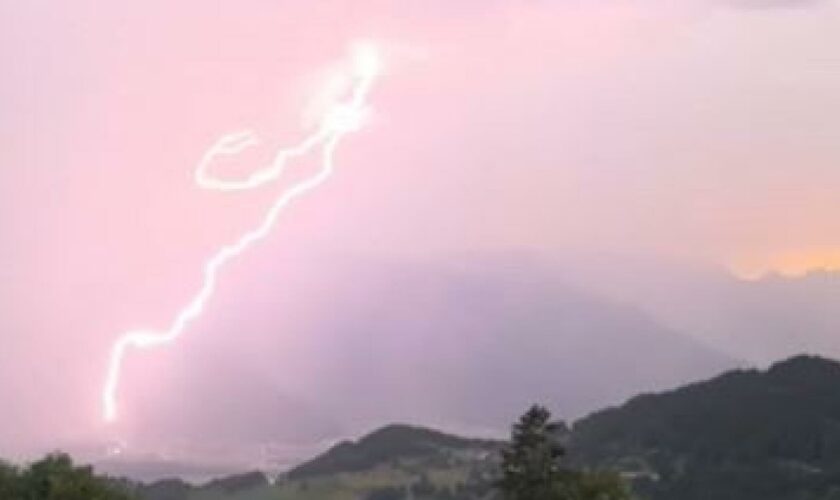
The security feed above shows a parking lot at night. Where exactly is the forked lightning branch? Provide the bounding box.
[102,43,383,423]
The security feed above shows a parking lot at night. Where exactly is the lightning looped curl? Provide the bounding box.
[102,43,382,423]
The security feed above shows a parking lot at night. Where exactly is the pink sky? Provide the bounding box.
[2,0,840,454]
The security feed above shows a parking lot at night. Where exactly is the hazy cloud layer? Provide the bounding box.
[1,0,840,457]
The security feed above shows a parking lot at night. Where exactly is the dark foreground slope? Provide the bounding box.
[287,424,501,479]
[39,355,840,500]
[570,355,840,500]
[133,424,500,500]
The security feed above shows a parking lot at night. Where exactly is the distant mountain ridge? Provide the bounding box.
[278,256,736,429]
[112,254,736,462]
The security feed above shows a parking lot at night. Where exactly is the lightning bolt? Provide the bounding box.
[102,43,382,423]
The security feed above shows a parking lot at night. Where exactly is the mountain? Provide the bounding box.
[152,354,840,500]
[122,254,734,466]
[287,424,501,479]
[133,425,501,500]
[559,254,840,366]
[24,354,840,500]
[570,355,840,500]
[695,271,840,364]
[259,256,736,431]
[134,471,269,500]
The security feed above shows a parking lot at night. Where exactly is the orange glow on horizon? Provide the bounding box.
[730,249,840,281]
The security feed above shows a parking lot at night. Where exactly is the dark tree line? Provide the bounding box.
[0,452,129,500]
[0,406,633,500]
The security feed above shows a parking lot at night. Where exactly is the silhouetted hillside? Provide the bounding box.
[136,478,191,500]
[288,424,501,479]
[570,355,840,500]
[135,472,269,500]
[202,471,268,494]
[20,355,840,500]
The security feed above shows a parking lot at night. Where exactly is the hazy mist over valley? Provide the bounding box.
[59,252,840,482]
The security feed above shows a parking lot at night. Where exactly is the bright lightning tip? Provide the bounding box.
[352,41,383,78]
